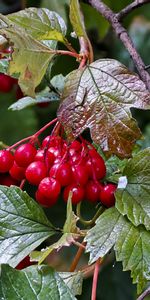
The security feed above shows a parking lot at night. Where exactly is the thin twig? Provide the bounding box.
[117,0,150,20]
[69,242,86,272]
[87,0,150,91]
[91,259,102,300]
[136,286,150,300]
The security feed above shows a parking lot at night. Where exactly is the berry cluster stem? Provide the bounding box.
[91,258,102,300]
[8,118,58,151]
[76,202,105,226]
[69,242,86,272]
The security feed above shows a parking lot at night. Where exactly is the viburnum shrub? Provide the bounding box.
[0,1,150,300]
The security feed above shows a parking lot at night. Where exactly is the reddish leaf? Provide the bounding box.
[58,59,150,158]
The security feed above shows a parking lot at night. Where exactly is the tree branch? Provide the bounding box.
[86,0,150,91]
[136,286,150,300]
[117,0,150,21]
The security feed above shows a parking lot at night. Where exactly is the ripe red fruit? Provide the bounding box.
[35,189,58,207]
[14,143,37,167]
[42,135,51,148]
[52,162,72,186]
[99,183,117,207]
[72,164,88,186]
[85,180,102,203]
[86,155,106,180]
[0,150,14,173]
[0,174,18,186]
[0,73,14,93]
[38,177,61,199]
[16,255,34,270]
[9,162,25,181]
[34,149,45,163]
[25,161,47,185]
[69,140,81,156]
[63,184,85,204]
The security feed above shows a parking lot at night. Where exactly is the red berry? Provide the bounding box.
[0,174,19,186]
[0,150,14,173]
[14,143,37,167]
[16,255,34,270]
[0,73,14,93]
[86,155,106,180]
[99,183,117,207]
[35,149,45,163]
[63,183,85,204]
[72,164,88,186]
[47,147,60,166]
[53,162,72,186]
[9,162,25,181]
[25,161,47,185]
[85,180,102,203]
[42,135,51,148]
[69,140,81,156]
[38,177,61,199]
[35,189,58,207]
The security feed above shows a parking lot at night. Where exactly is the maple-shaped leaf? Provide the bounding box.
[116,148,150,230]
[58,59,150,158]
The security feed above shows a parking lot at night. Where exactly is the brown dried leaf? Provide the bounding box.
[58,59,150,158]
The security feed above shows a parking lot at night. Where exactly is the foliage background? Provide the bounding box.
[0,0,150,299]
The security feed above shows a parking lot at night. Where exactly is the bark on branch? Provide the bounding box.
[136,286,150,300]
[85,0,150,91]
[117,0,150,20]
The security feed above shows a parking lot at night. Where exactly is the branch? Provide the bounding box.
[136,286,150,300]
[117,0,150,20]
[86,0,150,91]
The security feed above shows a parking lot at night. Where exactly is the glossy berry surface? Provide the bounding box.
[99,183,117,207]
[0,150,14,173]
[55,162,72,186]
[0,73,14,93]
[25,161,47,185]
[14,143,37,167]
[38,177,61,199]
[35,189,58,207]
[9,162,25,181]
[63,184,85,204]
[85,180,102,203]
[72,165,88,186]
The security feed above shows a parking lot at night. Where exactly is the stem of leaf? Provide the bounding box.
[76,202,105,226]
[91,258,102,300]
[8,118,58,150]
[55,50,80,60]
[69,242,86,272]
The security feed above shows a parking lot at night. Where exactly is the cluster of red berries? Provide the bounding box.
[0,135,117,208]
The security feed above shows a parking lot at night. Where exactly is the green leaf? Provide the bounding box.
[31,194,81,264]
[0,15,57,96]
[0,59,8,73]
[0,264,77,300]
[8,8,67,43]
[9,91,59,111]
[115,148,150,230]
[70,0,87,38]
[59,272,83,296]
[85,207,125,264]
[85,206,150,293]
[115,221,150,294]
[58,59,150,158]
[0,186,56,267]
